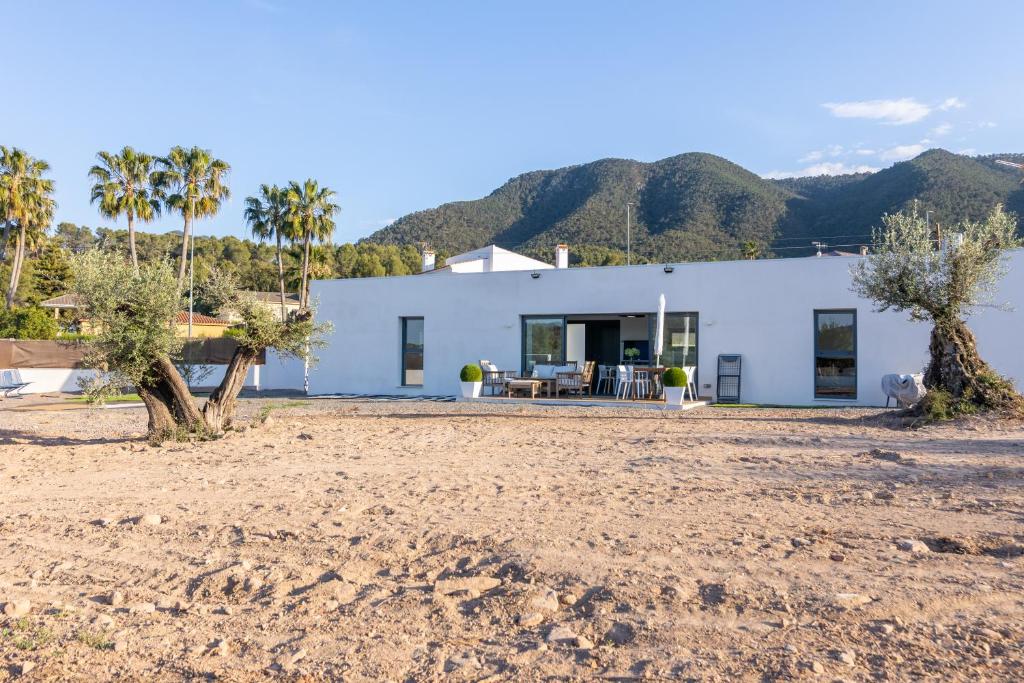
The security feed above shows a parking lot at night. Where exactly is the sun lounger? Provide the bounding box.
[0,369,31,398]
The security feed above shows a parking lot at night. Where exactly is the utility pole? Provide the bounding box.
[188,194,195,341]
[626,201,636,265]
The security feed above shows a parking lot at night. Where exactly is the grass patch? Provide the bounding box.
[1,618,54,651]
[67,393,142,403]
[76,629,114,651]
[710,403,846,409]
[253,399,310,425]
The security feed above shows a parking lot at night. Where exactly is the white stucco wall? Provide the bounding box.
[300,250,1024,406]
[10,364,260,395]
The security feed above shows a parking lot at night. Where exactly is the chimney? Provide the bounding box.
[555,244,569,269]
[859,245,869,256]
[421,249,435,273]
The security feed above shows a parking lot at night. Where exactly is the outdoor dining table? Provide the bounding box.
[627,366,667,399]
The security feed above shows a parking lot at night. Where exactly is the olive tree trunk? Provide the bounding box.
[924,317,1022,411]
[201,346,260,434]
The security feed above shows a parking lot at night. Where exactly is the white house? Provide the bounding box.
[272,246,1024,407]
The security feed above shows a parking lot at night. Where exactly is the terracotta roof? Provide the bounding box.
[40,293,83,308]
[175,311,231,326]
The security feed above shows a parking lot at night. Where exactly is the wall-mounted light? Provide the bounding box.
[663,265,674,274]
[530,272,541,279]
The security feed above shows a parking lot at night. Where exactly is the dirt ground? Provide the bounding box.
[1,398,1023,681]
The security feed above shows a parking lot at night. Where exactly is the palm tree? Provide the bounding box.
[244,184,290,321]
[742,240,761,260]
[1,147,51,264]
[5,181,56,308]
[88,147,161,271]
[285,179,339,308]
[1,147,55,308]
[153,146,230,288]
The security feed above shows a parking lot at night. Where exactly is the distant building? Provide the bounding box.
[39,293,232,338]
[220,291,301,322]
[173,311,232,338]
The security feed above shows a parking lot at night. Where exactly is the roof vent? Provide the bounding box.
[421,249,436,273]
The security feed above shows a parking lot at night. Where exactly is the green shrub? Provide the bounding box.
[662,367,688,387]
[0,306,58,340]
[459,364,482,382]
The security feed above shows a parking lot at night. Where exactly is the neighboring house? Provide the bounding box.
[220,291,301,323]
[283,244,1024,406]
[174,312,232,338]
[39,293,232,338]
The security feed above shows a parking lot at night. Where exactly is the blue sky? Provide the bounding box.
[4,1,1021,243]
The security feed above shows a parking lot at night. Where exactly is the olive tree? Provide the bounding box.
[851,205,1023,416]
[72,250,329,440]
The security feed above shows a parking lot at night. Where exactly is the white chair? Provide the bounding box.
[683,366,697,401]
[596,365,614,395]
[615,365,633,399]
[633,369,652,399]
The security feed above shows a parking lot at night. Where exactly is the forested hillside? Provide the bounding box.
[369,149,1024,259]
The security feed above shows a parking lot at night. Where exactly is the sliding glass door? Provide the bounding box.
[521,316,565,373]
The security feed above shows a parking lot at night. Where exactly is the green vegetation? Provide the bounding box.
[661,367,687,387]
[852,205,1024,418]
[76,629,114,651]
[459,364,483,382]
[1,618,53,651]
[0,305,58,339]
[369,149,1024,261]
[67,392,142,403]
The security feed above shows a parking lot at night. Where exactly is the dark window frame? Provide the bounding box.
[813,309,857,400]
[400,316,424,387]
[521,315,567,375]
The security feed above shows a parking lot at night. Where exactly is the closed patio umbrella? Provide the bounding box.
[654,293,666,366]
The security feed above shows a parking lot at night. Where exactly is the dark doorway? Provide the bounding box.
[582,320,621,367]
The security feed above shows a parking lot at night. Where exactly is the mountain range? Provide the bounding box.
[366,149,1024,261]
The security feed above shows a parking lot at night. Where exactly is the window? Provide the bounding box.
[814,310,856,399]
[654,312,698,384]
[522,316,565,373]
[401,317,424,386]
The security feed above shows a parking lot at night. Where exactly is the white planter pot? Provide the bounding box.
[664,386,686,406]
[460,381,482,399]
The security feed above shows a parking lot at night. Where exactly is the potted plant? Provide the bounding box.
[624,347,640,363]
[662,367,688,406]
[459,364,483,399]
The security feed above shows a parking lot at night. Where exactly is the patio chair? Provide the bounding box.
[596,365,615,395]
[615,365,633,399]
[683,365,697,401]
[556,360,595,398]
[633,369,652,399]
[1,369,31,398]
[479,360,515,396]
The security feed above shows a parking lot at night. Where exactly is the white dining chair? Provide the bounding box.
[683,366,697,401]
[596,365,614,395]
[615,365,633,399]
[633,369,652,399]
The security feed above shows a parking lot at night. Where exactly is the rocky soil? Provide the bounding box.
[1,399,1023,680]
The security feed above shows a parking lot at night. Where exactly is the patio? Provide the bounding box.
[475,308,701,405]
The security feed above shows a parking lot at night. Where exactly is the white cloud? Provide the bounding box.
[931,122,953,136]
[976,120,997,129]
[764,162,880,179]
[958,148,977,156]
[799,150,824,163]
[854,148,876,156]
[938,97,966,111]
[879,143,927,161]
[823,98,931,125]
